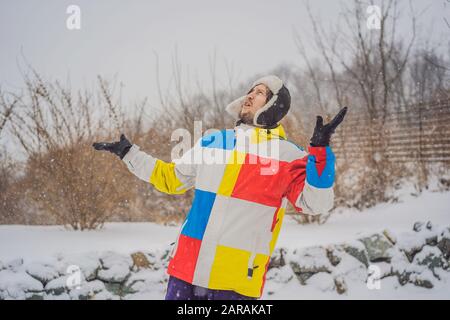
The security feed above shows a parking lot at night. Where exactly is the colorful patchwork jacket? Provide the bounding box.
[122,122,335,298]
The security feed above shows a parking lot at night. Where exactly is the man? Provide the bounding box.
[93,75,347,300]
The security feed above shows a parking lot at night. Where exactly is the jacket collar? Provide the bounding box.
[234,122,287,142]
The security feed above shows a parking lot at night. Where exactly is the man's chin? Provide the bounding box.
[238,115,254,125]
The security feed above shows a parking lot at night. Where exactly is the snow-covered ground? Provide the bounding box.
[280,189,450,250]
[0,189,449,300]
[1,190,448,260]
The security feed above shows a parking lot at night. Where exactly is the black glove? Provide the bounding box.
[93,134,132,159]
[310,107,347,147]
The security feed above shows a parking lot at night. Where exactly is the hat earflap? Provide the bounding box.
[225,96,246,120]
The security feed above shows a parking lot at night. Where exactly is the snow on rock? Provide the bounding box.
[437,227,450,259]
[97,251,132,283]
[123,268,168,300]
[125,268,167,287]
[264,265,297,297]
[61,252,101,281]
[339,241,370,267]
[288,246,333,284]
[0,189,449,299]
[305,272,336,292]
[5,258,23,272]
[371,261,393,279]
[1,221,449,300]
[45,275,71,295]
[0,269,44,299]
[26,260,60,284]
[358,233,394,263]
[44,292,71,300]
[90,290,120,300]
[331,250,367,283]
[413,246,449,276]
[68,280,106,300]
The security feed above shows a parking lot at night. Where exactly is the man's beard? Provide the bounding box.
[239,110,254,125]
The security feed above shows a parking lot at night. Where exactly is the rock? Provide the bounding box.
[6,258,23,272]
[390,259,414,285]
[341,242,369,268]
[91,290,120,300]
[404,222,440,257]
[413,220,433,232]
[45,276,71,296]
[409,269,435,289]
[0,270,44,299]
[331,251,367,289]
[403,248,423,263]
[390,245,441,289]
[414,278,433,289]
[413,246,448,276]
[288,247,332,284]
[306,272,335,292]
[25,292,45,300]
[358,233,394,263]
[404,248,424,263]
[97,252,132,284]
[44,292,71,300]
[122,269,169,300]
[334,276,347,295]
[425,236,438,246]
[124,268,166,294]
[159,249,171,266]
[325,246,341,267]
[26,262,60,285]
[69,280,106,300]
[61,253,101,281]
[391,268,434,288]
[98,269,130,284]
[131,252,151,271]
[370,262,393,279]
[437,229,450,259]
[144,249,170,271]
[396,232,427,263]
[269,248,287,269]
[103,282,123,296]
[413,221,425,232]
[264,265,294,284]
[394,271,412,286]
[382,229,397,245]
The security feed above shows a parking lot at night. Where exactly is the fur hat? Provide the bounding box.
[225,75,291,128]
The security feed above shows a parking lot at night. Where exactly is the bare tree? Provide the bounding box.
[291,0,420,209]
[6,70,139,230]
[0,88,18,136]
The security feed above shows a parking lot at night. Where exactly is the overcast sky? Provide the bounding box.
[1,0,448,107]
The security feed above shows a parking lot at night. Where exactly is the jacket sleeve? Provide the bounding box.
[121,143,197,195]
[285,146,335,215]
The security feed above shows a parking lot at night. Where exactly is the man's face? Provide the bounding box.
[239,84,271,124]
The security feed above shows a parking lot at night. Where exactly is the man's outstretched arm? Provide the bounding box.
[286,107,347,215]
[93,134,196,195]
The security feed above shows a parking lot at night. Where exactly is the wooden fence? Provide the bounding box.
[332,99,450,163]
